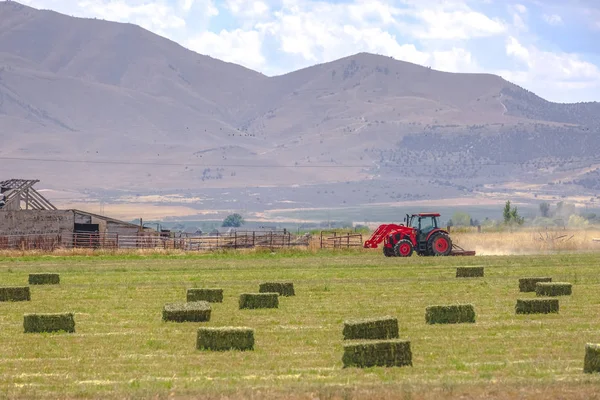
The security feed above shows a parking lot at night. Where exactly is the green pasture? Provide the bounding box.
[1,250,600,399]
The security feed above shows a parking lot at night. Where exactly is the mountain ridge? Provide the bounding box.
[1,0,599,219]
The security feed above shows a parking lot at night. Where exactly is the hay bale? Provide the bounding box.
[515,299,559,314]
[23,313,75,333]
[519,277,552,292]
[584,343,600,373]
[162,301,211,322]
[187,288,223,303]
[239,293,279,309]
[425,304,476,324]
[535,282,572,297]
[342,339,412,368]
[197,327,255,351]
[456,267,484,278]
[0,286,31,302]
[342,316,399,340]
[259,282,295,296]
[28,273,60,285]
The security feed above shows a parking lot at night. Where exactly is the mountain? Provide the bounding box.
[1,0,600,221]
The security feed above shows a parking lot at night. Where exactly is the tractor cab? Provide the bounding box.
[406,213,440,237]
[404,213,443,254]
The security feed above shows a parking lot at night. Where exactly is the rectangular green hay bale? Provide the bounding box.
[162,301,211,322]
[187,288,223,303]
[456,266,484,278]
[197,327,255,351]
[0,286,31,302]
[239,293,279,309]
[343,316,399,340]
[584,343,600,373]
[342,339,412,368]
[519,277,552,292]
[535,282,572,297]
[425,304,476,324]
[258,282,295,296]
[515,298,559,314]
[24,313,75,333]
[28,273,60,285]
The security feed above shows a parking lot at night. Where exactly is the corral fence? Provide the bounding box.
[0,230,311,251]
[320,230,364,249]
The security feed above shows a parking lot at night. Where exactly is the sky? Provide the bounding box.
[14,0,600,103]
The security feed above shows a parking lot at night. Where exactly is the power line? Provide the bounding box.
[0,156,597,169]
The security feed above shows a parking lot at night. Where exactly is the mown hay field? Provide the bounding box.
[1,250,600,399]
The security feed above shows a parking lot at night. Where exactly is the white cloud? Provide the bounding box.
[543,13,563,26]
[410,8,506,39]
[501,36,600,101]
[186,29,266,71]
[225,0,269,18]
[514,4,527,14]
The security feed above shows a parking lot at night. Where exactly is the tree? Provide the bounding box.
[451,211,471,226]
[503,200,524,226]
[539,202,550,218]
[503,200,512,224]
[222,213,245,227]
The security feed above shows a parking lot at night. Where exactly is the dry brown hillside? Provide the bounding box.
[1,0,600,214]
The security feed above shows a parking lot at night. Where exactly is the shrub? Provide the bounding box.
[259,282,295,297]
[197,327,255,351]
[239,293,279,309]
[342,316,399,340]
[0,286,31,302]
[535,282,572,297]
[24,313,75,333]
[28,273,60,285]
[162,301,211,322]
[519,277,552,292]
[584,343,600,373]
[187,288,223,303]
[456,267,484,278]
[425,304,476,324]
[515,299,559,314]
[342,339,412,368]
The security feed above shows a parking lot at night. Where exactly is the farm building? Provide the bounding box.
[0,179,148,249]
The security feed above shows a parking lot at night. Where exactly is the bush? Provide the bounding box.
[187,288,223,303]
[162,301,211,322]
[29,273,60,285]
[259,282,295,297]
[0,286,31,302]
[342,339,412,368]
[239,293,279,309]
[519,277,552,292]
[24,313,75,333]
[584,343,600,373]
[535,282,572,297]
[197,327,255,351]
[456,267,484,278]
[342,316,399,340]
[515,299,559,314]
[426,304,476,324]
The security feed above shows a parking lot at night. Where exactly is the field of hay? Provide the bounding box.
[1,238,600,399]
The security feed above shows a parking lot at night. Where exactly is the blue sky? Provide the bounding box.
[17,0,600,103]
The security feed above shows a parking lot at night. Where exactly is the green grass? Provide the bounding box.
[1,251,600,398]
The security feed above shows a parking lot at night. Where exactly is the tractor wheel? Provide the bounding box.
[427,232,452,256]
[394,239,414,257]
[383,246,395,257]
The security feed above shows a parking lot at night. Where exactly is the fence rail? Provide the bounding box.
[319,231,364,249]
[0,231,311,251]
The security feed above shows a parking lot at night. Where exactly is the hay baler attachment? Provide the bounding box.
[449,244,476,256]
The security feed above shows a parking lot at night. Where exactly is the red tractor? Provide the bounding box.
[364,212,475,257]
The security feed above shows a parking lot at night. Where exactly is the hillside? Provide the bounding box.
[1,1,600,220]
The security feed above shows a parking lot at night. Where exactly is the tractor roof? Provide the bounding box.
[412,213,441,217]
